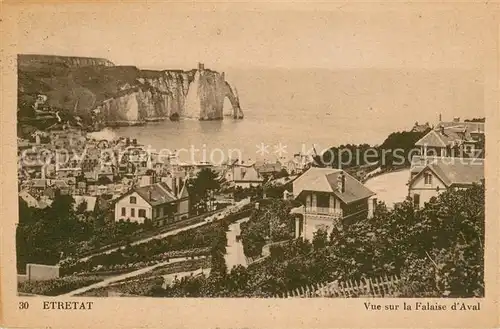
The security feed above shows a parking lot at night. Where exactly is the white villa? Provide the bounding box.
[291,167,376,241]
[408,157,484,208]
[114,178,189,225]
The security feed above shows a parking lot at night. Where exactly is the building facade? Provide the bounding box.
[114,180,189,225]
[408,157,484,208]
[291,167,376,241]
[414,119,485,158]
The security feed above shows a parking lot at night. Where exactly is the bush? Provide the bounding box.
[18,276,102,296]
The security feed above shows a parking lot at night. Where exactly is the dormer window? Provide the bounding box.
[424,173,433,185]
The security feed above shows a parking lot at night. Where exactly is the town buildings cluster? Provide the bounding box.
[408,117,485,207]
[17,122,316,226]
[290,117,485,241]
[17,116,485,240]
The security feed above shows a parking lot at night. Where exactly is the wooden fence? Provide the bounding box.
[274,275,402,298]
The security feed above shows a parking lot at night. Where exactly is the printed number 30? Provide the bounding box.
[19,301,29,310]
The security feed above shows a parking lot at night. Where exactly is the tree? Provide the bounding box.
[76,200,88,214]
[264,184,286,199]
[226,265,250,294]
[187,168,220,212]
[97,175,112,185]
[325,184,485,297]
[312,229,328,250]
[274,168,289,179]
[240,199,294,258]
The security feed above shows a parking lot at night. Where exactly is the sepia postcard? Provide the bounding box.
[1,1,499,328]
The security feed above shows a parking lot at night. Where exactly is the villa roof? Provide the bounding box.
[415,130,448,147]
[52,180,69,188]
[31,179,47,188]
[256,162,283,174]
[438,121,484,133]
[415,122,484,148]
[19,189,37,202]
[409,157,484,187]
[293,167,375,204]
[134,182,177,206]
[233,166,263,182]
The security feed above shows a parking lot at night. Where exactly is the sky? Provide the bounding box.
[12,2,497,71]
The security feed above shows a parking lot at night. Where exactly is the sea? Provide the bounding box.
[94,67,484,163]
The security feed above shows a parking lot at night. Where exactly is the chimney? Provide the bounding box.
[132,139,137,145]
[439,125,445,135]
[453,117,460,123]
[198,63,204,71]
[337,171,346,193]
[178,178,184,194]
[172,177,178,197]
[148,189,152,201]
[439,113,442,122]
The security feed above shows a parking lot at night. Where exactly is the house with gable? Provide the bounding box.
[291,167,376,241]
[408,157,484,208]
[232,164,264,188]
[414,118,485,158]
[19,189,39,208]
[113,178,189,225]
[255,160,284,179]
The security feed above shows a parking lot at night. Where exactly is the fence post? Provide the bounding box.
[373,277,380,296]
[369,278,375,296]
[342,281,348,298]
[318,283,325,297]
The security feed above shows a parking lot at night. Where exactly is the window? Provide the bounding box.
[121,207,126,216]
[413,194,420,208]
[131,208,135,217]
[130,196,137,204]
[316,193,330,208]
[138,209,146,217]
[298,217,304,237]
[424,173,433,185]
[306,194,312,208]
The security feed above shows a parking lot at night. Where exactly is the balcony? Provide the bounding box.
[305,207,343,220]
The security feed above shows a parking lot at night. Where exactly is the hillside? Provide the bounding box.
[17,55,243,129]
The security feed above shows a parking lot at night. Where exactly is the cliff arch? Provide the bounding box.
[223,81,244,119]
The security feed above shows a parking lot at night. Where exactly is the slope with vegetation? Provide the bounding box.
[142,184,484,297]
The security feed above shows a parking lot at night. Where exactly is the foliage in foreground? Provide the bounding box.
[240,199,295,258]
[18,276,103,296]
[150,185,485,297]
[62,208,250,274]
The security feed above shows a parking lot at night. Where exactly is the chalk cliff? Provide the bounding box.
[17,55,243,127]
